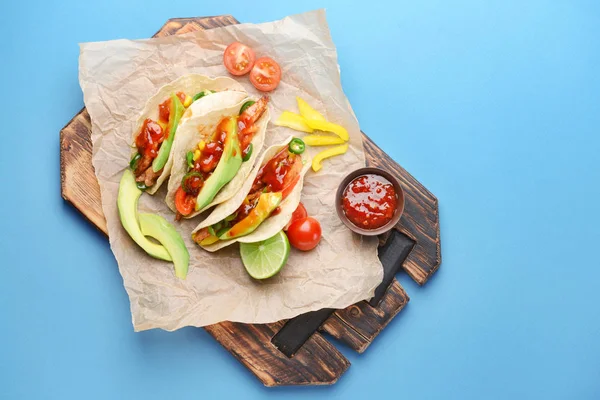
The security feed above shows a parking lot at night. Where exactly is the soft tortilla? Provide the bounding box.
[165,99,270,218]
[130,74,246,195]
[193,136,311,252]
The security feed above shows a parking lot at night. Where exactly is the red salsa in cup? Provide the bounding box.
[342,174,397,229]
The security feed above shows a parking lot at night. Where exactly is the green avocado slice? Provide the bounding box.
[219,192,282,240]
[117,170,172,261]
[194,117,243,211]
[152,94,185,173]
[138,213,190,279]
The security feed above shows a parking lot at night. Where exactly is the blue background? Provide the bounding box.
[1,0,599,398]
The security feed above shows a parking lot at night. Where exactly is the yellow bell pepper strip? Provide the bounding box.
[296,96,326,122]
[295,96,349,141]
[305,119,349,141]
[219,192,283,240]
[274,111,314,133]
[199,235,220,246]
[312,143,349,172]
[303,134,346,146]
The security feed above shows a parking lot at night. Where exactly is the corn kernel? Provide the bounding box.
[193,149,201,161]
[183,95,193,108]
[198,140,206,151]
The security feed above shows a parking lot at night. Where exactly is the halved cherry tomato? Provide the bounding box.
[250,57,281,92]
[284,203,308,231]
[286,217,321,251]
[175,187,196,216]
[223,42,256,76]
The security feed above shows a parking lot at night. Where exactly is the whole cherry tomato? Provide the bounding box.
[286,217,321,251]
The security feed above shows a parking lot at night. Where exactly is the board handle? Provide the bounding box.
[370,229,414,306]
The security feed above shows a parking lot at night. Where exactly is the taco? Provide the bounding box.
[129,74,246,194]
[191,137,311,251]
[166,96,270,219]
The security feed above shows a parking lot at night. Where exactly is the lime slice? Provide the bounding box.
[239,231,290,279]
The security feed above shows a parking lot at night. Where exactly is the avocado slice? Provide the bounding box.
[117,170,172,261]
[194,117,243,211]
[138,213,190,279]
[219,192,282,240]
[152,94,185,173]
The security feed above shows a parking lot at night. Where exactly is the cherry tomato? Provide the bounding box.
[284,203,308,231]
[286,217,321,251]
[223,42,256,76]
[250,57,281,92]
[175,187,196,216]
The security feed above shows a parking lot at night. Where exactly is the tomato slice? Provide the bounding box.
[286,217,322,251]
[280,175,300,201]
[175,187,196,216]
[284,203,307,231]
[250,57,281,92]
[223,42,256,76]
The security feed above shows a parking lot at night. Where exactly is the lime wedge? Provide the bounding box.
[239,231,290,279]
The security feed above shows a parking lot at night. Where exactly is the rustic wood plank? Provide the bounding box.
[321,280,409,353]
[205,321,349,386]
[60,108,107,234]
[60,15,442,386]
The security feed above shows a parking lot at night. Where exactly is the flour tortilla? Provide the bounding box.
[193,137,311,252]
[130,74,246,195]
[165,99,270,218]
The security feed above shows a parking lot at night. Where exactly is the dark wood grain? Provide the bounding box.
[205,321,349,386]
[321,280,409,353]
[60,16,441,386]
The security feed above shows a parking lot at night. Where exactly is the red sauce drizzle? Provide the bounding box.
[193,118,229,175]
[233,148,301,223]
[342,174,397,229]
[158,91,187,123]
[135,119,164,158]
[255,148,298,193]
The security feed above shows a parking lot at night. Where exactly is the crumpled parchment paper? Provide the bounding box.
[79,9,383,331]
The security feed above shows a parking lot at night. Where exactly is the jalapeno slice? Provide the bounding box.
[181,171,204,194]
[239,100,255,115]
[192,90,211,102]
[242,143,253,162]
[288,138,306,155]
[130,153,142,170]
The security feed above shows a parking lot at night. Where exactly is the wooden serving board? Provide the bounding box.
[60,16,441,386]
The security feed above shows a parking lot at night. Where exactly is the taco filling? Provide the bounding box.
[175,96,269,218]
[130,89,217,190]
[192,143,303,245]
